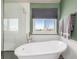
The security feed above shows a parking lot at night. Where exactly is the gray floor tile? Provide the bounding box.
[1,51,18,59]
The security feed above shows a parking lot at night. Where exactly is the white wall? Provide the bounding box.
[3,2,30,51]
[18,3,30,33]
[31,35,60,42]
[3,2,60,51]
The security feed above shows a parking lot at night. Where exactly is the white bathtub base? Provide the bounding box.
[18,54,60,59]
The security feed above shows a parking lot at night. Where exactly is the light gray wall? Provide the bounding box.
[1,0,4,51]
[3,3,30,51]
[32,35,60,42]
[3,2,60,51]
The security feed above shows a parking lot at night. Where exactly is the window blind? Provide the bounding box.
[32,8,58,19]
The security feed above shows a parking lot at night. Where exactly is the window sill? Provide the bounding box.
[32,31,57,35]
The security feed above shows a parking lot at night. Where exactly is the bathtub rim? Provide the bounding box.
[14,40,67,57]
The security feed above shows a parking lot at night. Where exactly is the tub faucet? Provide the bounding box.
[27,35,32,43]
[26,33,32,43]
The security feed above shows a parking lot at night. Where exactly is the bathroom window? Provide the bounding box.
[32,8,58,34]
[4,18,18,31]
[33,18,57,34]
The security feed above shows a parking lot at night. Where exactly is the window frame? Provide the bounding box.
[32,18,57,34]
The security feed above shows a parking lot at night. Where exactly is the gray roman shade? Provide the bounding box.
[32,8,58,18]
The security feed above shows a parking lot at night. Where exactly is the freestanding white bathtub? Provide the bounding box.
[14,40,67,59]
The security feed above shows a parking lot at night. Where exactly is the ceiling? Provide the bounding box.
[4,0,61,3]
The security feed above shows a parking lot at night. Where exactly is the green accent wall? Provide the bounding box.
[60,0,77,19]
[60,0,77,40]
[30,3,60,34]
[31,3,60,8]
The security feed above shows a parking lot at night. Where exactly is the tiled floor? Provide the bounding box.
[1,51,64,59]
[1,51,18,59]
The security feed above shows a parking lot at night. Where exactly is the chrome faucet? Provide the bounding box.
[26,33,32,43]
